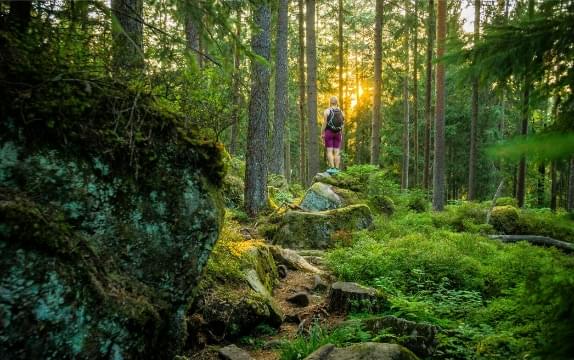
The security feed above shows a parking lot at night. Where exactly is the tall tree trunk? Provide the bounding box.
[413,0,419,187]
[551,160,558,212]
[423,0,435,190]
[230,12,242,156]
[245,2,271,217]
[111,0,144,74]
[516,83,529,208]
[306,0,320,180]
[284,125,291,181]
[185,11,201,66]
[298,0,307,184]
[537,162,545,206]
[517,0,535,208]
[401,19,410,190]
[270,0,289,176]
[433,0,446,211]
[568,157,574,212]
[468,0,480,200]
[338,0,344,108]
[370,0,383,166]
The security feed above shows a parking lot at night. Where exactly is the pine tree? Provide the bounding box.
[423,0,435,190]
[433,0,446,211]
[468,0,480,200]
[111,0,144,74]
[245,1,271,217]
[306,0,320,180]
[370,0,383,166]
[298,0,307,184]
[269,0,289,176]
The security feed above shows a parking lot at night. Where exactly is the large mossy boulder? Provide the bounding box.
[0,99,224,357]
[190,240,283,345]
[299,182,360,212]
[272,204,373,249]
[490,205,520,234]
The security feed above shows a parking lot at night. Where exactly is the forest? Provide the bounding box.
[0,0,573,359]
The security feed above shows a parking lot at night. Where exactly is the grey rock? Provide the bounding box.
[328,282,385,314]
[313,275,329,292]
[358,316,439,357]
[300,182,342,211]
[218,344,253,360]
[304,343,419,360]
[270,246,323,274]
[272,205,373,249]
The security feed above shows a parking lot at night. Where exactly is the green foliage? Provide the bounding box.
[370,195,395,215]
[345,164,380,183]
[280,322,372,360]
[324,207,574,359]
[490,206,520,234]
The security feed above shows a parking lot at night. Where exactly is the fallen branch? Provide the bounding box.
[488,235,574,253]
[486,179,505,225]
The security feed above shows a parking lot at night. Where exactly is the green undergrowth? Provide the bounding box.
[324,207,574,359]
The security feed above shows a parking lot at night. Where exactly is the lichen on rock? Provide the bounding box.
[272,205,374,249]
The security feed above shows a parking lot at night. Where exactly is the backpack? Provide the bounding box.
[327,107,344,132]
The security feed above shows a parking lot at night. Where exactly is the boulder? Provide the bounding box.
[490,205,520,234]
[218,344,253,360]
[272,205,373,249]
[299,182,360,212]
[327,282,385,314]
[0,118,224,358]
[312,172,363,192]
[354,316,439,357]
[304,343,419,360]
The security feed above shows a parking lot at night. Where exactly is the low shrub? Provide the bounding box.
[369,194,395,215]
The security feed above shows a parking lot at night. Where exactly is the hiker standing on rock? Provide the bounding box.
[321,96,345,174]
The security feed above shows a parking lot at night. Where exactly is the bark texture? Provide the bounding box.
[298,0,307,184]
[245,2,271,217]
[401,21,410,190]
[111,0,144,74]
[568,157,574,212]
[468,0,480,200]
[370,0,384,166]
[423,0,435,190]
[306,0,320,181]
[269,0,289,176]
[413,0,419,187]
[230,12,242,155]
[433,0,446,211]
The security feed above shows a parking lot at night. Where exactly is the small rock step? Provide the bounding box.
[218,344,253,360]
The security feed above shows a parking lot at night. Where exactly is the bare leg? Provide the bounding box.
[326,147,335,168]
[334,148,341,169]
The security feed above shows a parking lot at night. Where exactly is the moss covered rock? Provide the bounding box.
[491,205,520,234]
[272,205,373,249]
[370,194,395,215]
[304,343,419,360]
[0,115,224,358]
[299,182,360,212]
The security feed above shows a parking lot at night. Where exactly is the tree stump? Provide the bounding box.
[327,282,383,314]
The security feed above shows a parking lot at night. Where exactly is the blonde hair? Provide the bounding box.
[330,96,338,106]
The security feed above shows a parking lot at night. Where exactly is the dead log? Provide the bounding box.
[488,235,574,253]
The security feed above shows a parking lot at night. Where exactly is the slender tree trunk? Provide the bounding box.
[370,0,383,166]
[298,0,307,184]
[468,0,480,200]
[230,12,242,156]
[517,0,535,208]
[413,0,419,187]
[284,125,291,181]
[516,83,529,208]
[401,19,410,190]
[568,157,574,212]
[270,0,289,176]
[111,0,144,74]
[245,2,271,217]
[338,0,344,108]
[423,0,435,190]
[185,11,201,66]
[551,161,558,211]
[306,0,320,180]
[433,0,446,211]
[537,162,545,206]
